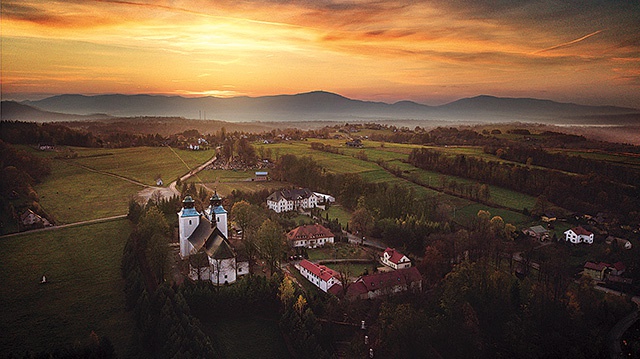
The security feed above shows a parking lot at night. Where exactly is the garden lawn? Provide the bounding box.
[0,219,135,357]
[323,205,351,229]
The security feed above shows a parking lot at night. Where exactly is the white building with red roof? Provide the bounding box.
[381,248,411,270]
[297,259,341,293]
[286,224,334,248]
[564,226,594,244]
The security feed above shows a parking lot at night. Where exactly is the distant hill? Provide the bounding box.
[1,101,110,122]
[11,91,640,124]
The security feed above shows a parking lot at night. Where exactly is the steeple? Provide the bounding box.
[178,194,201,258]
[183,195,195,208]
[210,191,222,207]
[208,191,228,238]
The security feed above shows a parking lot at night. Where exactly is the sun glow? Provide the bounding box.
[2,0,639,107]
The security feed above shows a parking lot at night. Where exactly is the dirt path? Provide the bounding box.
[0,214,127,238]
[3,149,217,238]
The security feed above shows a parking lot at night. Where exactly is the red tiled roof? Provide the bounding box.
[327,283,343,296]
[300,259,338,282]
[584,261,610,271]
[572,226,593,236]
[346,282,368,297]
[612,262,626,272]
[287,224,333,241]
[383,247,409,265]
[356,267,422,293]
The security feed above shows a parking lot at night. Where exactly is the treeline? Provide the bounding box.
[1,140,53,231]
[408,148,640,221]
[0,121,102,147]
[122,206,222,358]
[483,143,640,186]
[368,126,488,145]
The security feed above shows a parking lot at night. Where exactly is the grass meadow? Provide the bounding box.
[36,159,142,224]
[70,146,215,185]
[257,140,534,227]
[0,219,135,357]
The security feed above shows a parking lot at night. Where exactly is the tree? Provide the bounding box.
[350,196,374,235]
[294,295,307,316]
[279,277,296,308]
[231,200,258,241]
[257,219,286,275]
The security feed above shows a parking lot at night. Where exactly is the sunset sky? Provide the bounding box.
[2,0,639,107]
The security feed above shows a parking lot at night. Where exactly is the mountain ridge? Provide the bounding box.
[7,91,638,124]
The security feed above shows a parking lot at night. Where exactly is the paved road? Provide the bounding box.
[346,231,386,250]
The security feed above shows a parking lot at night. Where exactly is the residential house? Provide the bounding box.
[564,226,594,244]
[380,248,412,270]
[297,259,341,293]
[523,225,550,241]
[583,261,626,281]
[266,188,318,213]
[254,171,268,181]
[606,236,632,250]
[287,224,334,248]
[346,267,422,300]
[346,139,363,148]
[179,194,249,285]
[20,209,50,228]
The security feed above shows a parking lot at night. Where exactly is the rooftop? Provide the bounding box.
[287,224,333,241]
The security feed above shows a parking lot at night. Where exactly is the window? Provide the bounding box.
[189,220,192,225]
[224,274,228,279]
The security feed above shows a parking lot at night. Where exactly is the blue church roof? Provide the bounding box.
[212,205,227,214]
[181,207,201,217]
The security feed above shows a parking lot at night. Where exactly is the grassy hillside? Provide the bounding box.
[257,140,534,226]
[69,146,215,185]
[0,219,135,357]
[36,159,142,224]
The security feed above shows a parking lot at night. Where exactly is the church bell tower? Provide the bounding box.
[209,192,228,238]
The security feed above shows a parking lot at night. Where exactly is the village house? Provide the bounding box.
[606,236,633,250]
[287,224,334,248]
[346,139,363,148]
[522,225,550,241]
[20,209,50,228]
[583,262,610,281]
[564,226,594,244]
[380,248,412,270]
[583,261,626,281]
[178,194,248,285]
[266,188,318,213]
[254,171,268,181]
[297,259,342,293]
[346,267,422,300]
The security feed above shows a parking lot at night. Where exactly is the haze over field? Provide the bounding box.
[2,0,640,110]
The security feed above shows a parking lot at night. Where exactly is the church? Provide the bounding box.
[178,193,249,285]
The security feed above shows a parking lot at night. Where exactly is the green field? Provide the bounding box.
[0,219,135,357]
[307,243,371,262]
[70,146,215,185]
[36,159,142,224]
[324,205,352,229]
[257,140,532,226]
